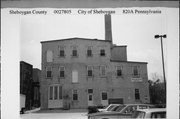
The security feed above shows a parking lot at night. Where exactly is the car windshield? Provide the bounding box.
[106,105,116,111]
[112,105,126,112]
[131,111,145,118]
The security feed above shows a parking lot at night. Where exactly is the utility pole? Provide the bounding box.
[154,34,167,104]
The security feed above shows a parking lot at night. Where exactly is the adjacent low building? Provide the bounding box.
[40,15,150,109]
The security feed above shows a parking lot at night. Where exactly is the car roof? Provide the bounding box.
[136,108,166,113]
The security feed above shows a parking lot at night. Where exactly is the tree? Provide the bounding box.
[148,73,166,105]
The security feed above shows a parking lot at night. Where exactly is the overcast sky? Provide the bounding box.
[20,9,177,80]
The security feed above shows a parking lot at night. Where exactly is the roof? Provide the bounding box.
[41,37,112,43]
[110,60,148,64]
[136,108,166,113]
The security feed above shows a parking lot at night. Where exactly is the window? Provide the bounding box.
[100,66,106,76]
[46,67,52,78]
[102,92,107,100]
[72,70,78,83]
[59,86,62,99]
[87,47,92,57]
[72,47,78,57]
[87,66,93,77]
[123,106,137,114]
[133,66,139,76]
[54,86,58,100]
[100,49,106,56]
[73,90,78,101]
[135,89,140,100]
[46,50,53,62]
[88,89,93,94]
[89,95,92,101]
[59,47,65,57]
[59,66,65,78]
[49,86,53,100]
[117,66,122,76]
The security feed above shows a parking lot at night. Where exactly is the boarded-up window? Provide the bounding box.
[46,50,53,62]
[72,70,78,83]
[100,66,106,76]
[133,66,139,76]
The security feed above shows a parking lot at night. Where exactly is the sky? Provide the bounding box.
[20,9,175,80]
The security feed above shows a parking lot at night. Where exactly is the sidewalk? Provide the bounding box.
[25,108,40,114]
[34,108,88,113]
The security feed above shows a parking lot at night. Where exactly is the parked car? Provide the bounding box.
[88,104,155,119]
[98,104,122,112]
[131,108,166,118]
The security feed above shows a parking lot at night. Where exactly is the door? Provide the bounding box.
[48,85,63,108]
[101,92,108,106]
[88,94,93,106]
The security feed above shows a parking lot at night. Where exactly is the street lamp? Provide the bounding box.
[154,34,167,101]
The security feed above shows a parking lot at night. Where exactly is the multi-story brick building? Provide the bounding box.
[20,61,33,110]
[40,15,150,109]
[32,68,41,107]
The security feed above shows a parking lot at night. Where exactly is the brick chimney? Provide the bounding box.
[105,14,113,42]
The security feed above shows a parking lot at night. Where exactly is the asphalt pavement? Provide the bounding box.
[20,108,88,119]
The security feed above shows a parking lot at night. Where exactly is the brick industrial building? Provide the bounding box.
[40,15,150,109]
[20,61,41,110]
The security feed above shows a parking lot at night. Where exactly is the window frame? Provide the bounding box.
[46,67,52,78]
[87,46,93,57]
[71,46,78,57]
[100,65,106,76]
[72,89,78,101]
[135,89,140,100]
[59,66,65,78]
[59,47,65,57]
[87,66,93,77]
[100,49,106,56]
[116,66,123,77]
[133,66,139,76]
[88,89,93,94]
[101,92,108,100]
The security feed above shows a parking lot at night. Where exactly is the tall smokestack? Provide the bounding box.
[105,14,112,42]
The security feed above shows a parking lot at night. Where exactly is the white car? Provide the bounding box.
[88,104,155,119]
[131,108,166,118]
[98,104,121,112]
